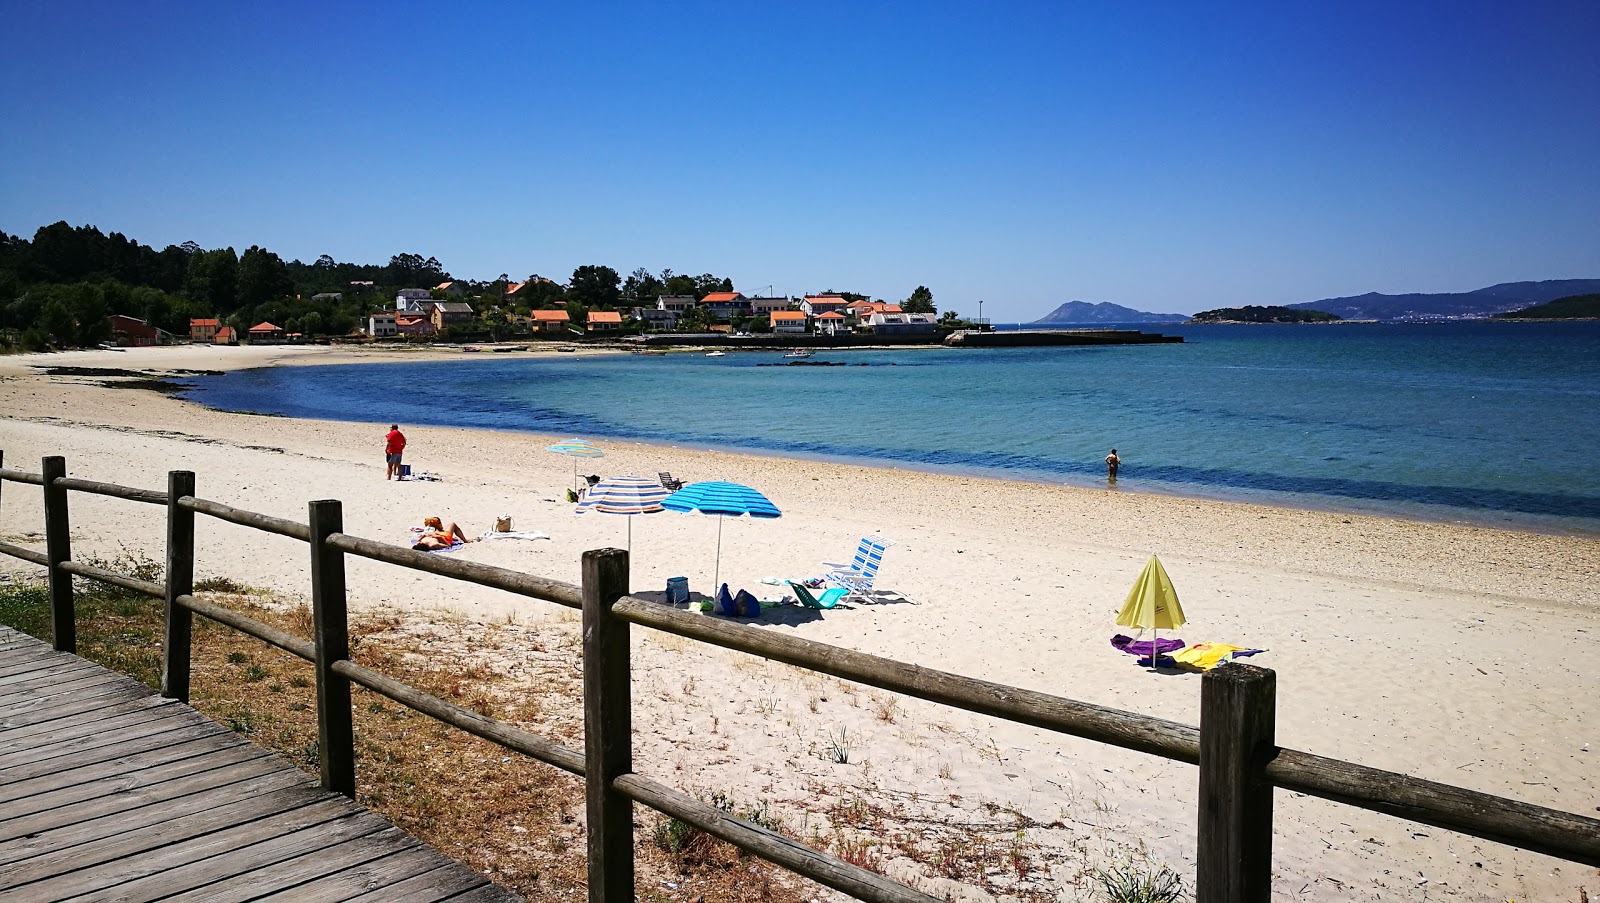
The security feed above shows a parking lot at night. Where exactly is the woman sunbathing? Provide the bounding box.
[413,516,473,551]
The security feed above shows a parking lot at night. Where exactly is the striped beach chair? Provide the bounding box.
[822,535,892,598]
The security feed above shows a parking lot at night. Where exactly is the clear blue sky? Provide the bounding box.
[3,1,1597,318]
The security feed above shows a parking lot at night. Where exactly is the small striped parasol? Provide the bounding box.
[575,475,670,550]
[546,438,605,492]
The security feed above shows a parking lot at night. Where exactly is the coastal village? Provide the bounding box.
[112,282,944,347]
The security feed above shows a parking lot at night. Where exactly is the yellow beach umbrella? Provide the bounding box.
[1116,555,1187,668]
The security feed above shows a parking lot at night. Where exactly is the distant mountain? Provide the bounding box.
[1031,300,1189,324]
[1286,279,1600,321]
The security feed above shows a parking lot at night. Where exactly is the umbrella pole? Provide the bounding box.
[627,516,632,553]
[1151,626,1159,670]
[713,516,723,591]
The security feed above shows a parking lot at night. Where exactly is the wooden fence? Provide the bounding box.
[1,451,1596,903]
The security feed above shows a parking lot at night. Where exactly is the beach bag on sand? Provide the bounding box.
[717,584,738,616]
[494,515,513,533]
[735,589,760,618]
[666,577,689,606]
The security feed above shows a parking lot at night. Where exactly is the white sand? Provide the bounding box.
[2,344,1596,901]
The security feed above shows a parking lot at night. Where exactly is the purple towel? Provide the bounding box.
[1111,634,1186,657]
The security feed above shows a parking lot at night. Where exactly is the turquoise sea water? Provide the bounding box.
[184,322,1600,535]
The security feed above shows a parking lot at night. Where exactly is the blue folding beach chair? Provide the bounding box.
[822,535,891,599]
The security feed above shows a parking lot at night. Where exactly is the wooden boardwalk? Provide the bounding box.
[0,626,522,902]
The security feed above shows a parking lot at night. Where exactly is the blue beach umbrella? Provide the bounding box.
[662,481,782,590]
[575,475,670,551]
[546,438,605,491]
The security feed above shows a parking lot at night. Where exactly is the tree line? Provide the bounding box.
[0,220,944,349]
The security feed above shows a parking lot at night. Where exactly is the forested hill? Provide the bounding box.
[1495,293,1600,319]
[1286,279,1600,321]
[1190,306,1340,324]
[0,221,737,350]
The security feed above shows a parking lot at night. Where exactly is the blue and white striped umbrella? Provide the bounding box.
[546,438,605,491]
[575,475,670,551]
[662,481,781,589]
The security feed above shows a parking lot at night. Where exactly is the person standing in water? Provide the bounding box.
[1105,448,1120,481]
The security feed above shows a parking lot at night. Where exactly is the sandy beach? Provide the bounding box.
[2,344,1596,902]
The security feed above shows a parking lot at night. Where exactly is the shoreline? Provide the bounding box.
[2,343,1598,900]
[120,343,1600,540]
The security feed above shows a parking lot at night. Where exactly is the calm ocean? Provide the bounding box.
[185,322,1600,535]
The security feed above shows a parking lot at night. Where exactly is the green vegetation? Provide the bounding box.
[1189,305,1341,323]
[1094,861,1185,903]
[1496,292,1600,319]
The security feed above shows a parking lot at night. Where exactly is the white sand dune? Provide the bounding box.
[2,344,1595,902]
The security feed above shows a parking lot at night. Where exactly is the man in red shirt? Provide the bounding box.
[385,425,407,480]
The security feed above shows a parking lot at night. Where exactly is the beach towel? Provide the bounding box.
[477,530,551,542]
[1110,634,1186,657]
[1168,643,1265,671]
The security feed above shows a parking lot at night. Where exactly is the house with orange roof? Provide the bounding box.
[815,310,848,335]
[770,310,808,334]
[530,309,572,334]
[394,315,436,337]
[701,291,749,319]
[435,281,466,297]
[587,310,623,331]
[212,326,237,345]
[189,318,220,343]
[801,295,851,317]
[247,321,285,344]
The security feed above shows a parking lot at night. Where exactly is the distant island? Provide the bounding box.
[1189,306,1341,324]
[1030,300,1189,324]
[1495,293,1600,320]
[1285,279,1600,321]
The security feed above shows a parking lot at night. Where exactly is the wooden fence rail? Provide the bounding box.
[1,452,1598,903]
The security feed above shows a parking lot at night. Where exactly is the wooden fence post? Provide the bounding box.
[1197,662,1277,903]
[582,547,633,903]
[41,455,75,653]
[162,471,196,702]
[309,499,355,798]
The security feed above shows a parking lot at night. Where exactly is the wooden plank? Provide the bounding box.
[246,847,456,903]
[0,676,151,719]
[0,660,102,692]
[444,882,525,902]
[341,863,491,903]
[0,708,197,775]
[156,825,427,903]
[0,692,171,736]
[41,456,74,653]
[0,697,183,754]
[0,745,279,850]
[0,722,236,798]
[0,776,331,889]
[0,703,206,770]
[0,726,252,803]
[0,669,144,708]
[0,649,67,681]
[54,809,389,903]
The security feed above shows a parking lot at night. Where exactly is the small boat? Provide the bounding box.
[705,350,727,358]
[463,346,482,353]
[783,349,812,358]
[639,350,667,356]
[556,346,577,353]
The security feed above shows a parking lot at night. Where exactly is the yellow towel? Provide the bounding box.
[1169,642,1251,671]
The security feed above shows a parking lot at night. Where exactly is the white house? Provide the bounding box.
[368,312,398,337]
[396,288,433,312]
[815,311,848,335]
[770,310,807,334]
[801,295,851,317]
[657,295,697,313]
[869,312,938,334]
[632,308,678,330]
